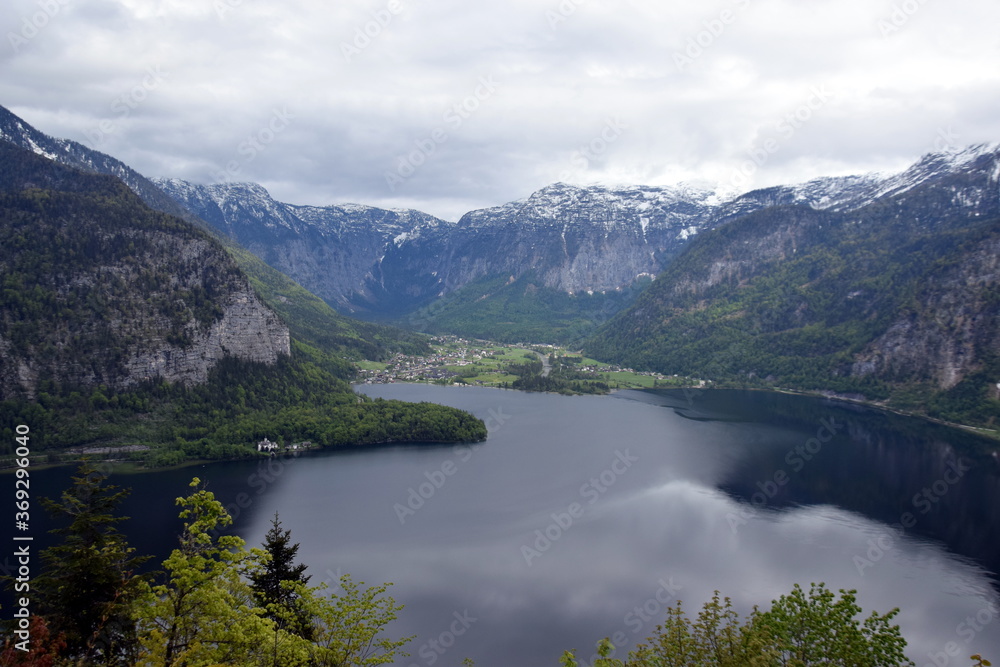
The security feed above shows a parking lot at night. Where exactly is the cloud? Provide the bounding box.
[1,0,998,219]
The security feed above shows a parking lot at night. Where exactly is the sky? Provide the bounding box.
[1,0,998,221]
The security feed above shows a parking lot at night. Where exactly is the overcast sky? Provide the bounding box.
[2,0,998,220]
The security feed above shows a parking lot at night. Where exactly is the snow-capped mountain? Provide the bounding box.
[456,182,722,233]
[156,178,734,315]
[4,103,997,335]
[587,140,1000,413]
[158,142,1000,321]
[0,106,201,226]
[835,142,1000,211]
[153,179,450,311]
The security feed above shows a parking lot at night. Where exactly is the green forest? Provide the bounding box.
[0,143,486,467]
[0,340,487,467]
[407,272,651,346]
[586,199,1000,430]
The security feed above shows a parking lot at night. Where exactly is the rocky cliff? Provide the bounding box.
[155,147,1000,331]
[852,230,1000,391]
[155,179,729,318]
[0,142,290,400]
[153,178,450,313]
[587,144,1000,425]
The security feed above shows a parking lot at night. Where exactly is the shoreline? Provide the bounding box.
[9,382,996,476]
[361,378,1000,443]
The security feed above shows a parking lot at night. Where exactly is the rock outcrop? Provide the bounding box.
[0,142,290,400]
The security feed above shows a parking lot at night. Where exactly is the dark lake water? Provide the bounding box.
[8,385,1000,666]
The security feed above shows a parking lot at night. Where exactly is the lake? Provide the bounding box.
[10,385,1000,666]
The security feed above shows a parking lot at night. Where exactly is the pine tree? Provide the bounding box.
[34,463,150,665]
[249,512,313,638]
[135,479,307,666]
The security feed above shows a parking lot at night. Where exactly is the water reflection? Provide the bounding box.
[9,385,999,666]
[645,388,1000,581]
[239,384,999,666]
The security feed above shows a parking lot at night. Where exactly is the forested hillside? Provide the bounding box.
[587,149,1000,428]
[0,143,486,465]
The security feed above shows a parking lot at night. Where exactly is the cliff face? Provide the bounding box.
[116,241,292,388]
[440,183,722,294]
[153,179,451,312]
[0,143,290,400]
[156,179,726,317]
[587,145,1000,423]
[852,232,1000,390]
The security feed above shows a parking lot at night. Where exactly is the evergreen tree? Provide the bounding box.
[33,463,150,665]
[135,478,308,666]
[135,479,411,666]
[249,512,313,638]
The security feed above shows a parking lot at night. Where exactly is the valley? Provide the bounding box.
[356,335,683,393]
[5,3,1000,664]
[3,97,998,467]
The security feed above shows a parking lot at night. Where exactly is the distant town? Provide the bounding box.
[356,336,698,392]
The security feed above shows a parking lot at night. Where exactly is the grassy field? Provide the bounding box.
[365,337,688,393]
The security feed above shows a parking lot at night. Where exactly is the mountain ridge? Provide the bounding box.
[0,104,429,361]
[0,141,290,400]
[585,144,1000,427]
[156,143,1000,345]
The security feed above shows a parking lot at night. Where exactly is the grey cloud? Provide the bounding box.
[1,0,997,219]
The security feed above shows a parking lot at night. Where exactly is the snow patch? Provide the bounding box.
[677,226,699,240]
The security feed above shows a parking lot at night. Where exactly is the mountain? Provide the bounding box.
[162,155,975,342]
[0,106,202,226]
[0,104,428,360]
[156,179,741,339]
[153,178,449,314]
[0,141,289,399]
[162,160,990,344]
[0,139,487,463]
[586,143,1000,427]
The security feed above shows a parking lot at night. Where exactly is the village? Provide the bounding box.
[355,335,680,390]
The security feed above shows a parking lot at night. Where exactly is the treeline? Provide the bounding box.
[507,359,610,396]
[0,342,486,466]
[408,272,649,346]
[586,199,1000,428]
[231,243,432,362]
[0,150,248,387]
[562,586,992,667]
[0,142,478,467]
[1,468,412,666]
